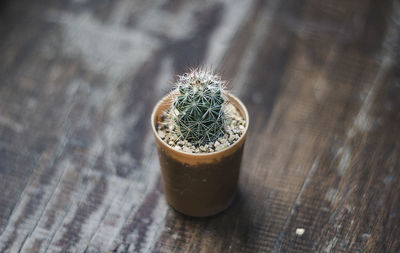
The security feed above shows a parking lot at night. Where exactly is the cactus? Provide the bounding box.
[169,68,228,146]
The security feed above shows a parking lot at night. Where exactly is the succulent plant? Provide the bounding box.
[169,68,228,146]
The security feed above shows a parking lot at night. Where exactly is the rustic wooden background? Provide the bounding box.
[0,0,399,252]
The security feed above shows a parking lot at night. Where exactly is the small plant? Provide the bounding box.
[168,68,228,146]
[151,66,248,216]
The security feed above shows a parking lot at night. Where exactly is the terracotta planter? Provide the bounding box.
[151,93,249,217]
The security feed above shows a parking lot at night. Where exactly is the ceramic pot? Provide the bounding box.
[151,93,249,217]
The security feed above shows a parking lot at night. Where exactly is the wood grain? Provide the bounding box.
[0,0,399,252]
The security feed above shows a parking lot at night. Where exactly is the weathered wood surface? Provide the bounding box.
[0,0,399,252]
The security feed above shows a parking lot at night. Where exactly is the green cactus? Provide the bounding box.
[169,68,227,146]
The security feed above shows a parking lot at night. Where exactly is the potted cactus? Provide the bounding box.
[151,68,249,217]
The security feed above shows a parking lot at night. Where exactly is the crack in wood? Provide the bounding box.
[272,157,319,253]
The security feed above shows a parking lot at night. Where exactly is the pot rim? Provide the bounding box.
[151,92,249,158]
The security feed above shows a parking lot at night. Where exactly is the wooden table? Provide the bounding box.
[0,0,399,252]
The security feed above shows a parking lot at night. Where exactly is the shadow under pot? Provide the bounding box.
[151,93,249,217]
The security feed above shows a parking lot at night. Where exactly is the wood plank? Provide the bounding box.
[0,0,398,252]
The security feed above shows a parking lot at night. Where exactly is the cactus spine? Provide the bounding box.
[170,69,227,146]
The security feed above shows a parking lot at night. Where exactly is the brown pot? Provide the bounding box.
[151,93,249,217]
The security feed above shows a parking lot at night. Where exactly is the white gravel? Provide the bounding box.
[157,103,246,153]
